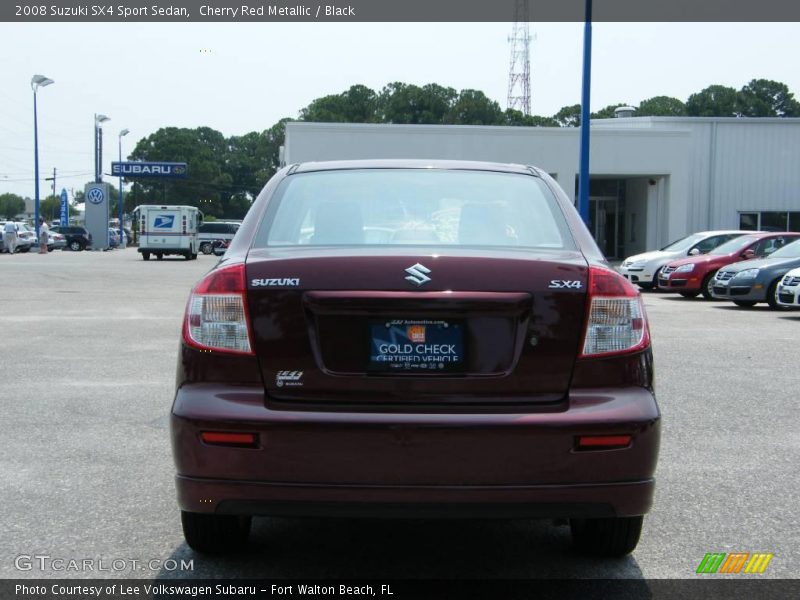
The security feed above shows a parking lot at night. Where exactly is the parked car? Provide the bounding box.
[658,232,800,299]
[171,160,660,557]
[0,221,32,253]
[711,239,800,308]
[50,225,92,251]
[198,221,240,254]
[48,230,66,251]
[619,230,748,290]
[108,228,120,248]
[776,267,800,308]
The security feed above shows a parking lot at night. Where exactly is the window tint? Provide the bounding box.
[256,170,574,250]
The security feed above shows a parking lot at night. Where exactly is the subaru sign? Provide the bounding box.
[111,161,188,179]
[59,188,69,227]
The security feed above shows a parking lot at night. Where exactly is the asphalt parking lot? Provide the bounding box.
[1,248,798,580]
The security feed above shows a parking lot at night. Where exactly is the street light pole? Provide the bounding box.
[118,128,129,248]
[94,113,109,183]
[31,74,54,243]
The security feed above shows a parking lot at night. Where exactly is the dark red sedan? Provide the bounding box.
[658,232,800,298]
[171,160,660,556]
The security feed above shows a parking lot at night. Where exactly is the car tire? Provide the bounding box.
[766,279,783,310]
[570,516,643,557]
[679,291,700,298]
[733,300,757,308]
[180,511,251,554]
[191,253,198,260]
[701,271,717,300]
[142,252,150,261]
[68,240,82,252]
[200,242,213,255]
[156,253,163,261]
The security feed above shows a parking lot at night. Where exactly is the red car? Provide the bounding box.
[658,232,800,298]
[171,160,659,557]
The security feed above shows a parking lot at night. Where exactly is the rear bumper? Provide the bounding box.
[171,385,660,518]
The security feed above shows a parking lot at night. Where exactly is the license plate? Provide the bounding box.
[369,319,464,372]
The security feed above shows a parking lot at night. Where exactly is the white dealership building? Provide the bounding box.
[284,118,800,259]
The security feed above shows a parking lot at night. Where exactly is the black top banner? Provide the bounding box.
[4,0,800,22]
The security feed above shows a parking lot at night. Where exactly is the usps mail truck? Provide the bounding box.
[135,205,203,261]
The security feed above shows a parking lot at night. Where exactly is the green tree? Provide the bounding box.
[736,79,800,117]
[0,193,26,218]
[299,84,379,123]
[637,96,687,117]
[378,82,457,124]
[39,195,62,221]
[554,104,582,127]
[686,85,739,117]
[444,89,504,125]
[503,109,559,126]
[129,127,234,218]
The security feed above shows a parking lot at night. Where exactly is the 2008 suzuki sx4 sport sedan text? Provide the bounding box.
[171,160,660,557]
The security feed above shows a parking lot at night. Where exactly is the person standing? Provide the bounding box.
[3,221,18,254]
[38,218,49,254]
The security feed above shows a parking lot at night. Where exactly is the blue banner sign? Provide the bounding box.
[111,161,188,178]
[60,188,69,226]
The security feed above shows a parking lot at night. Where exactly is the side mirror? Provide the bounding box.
[688,248,701,256]
[741,249,755,260]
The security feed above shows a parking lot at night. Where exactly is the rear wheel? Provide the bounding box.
[156,253,163,261]
[570,516,643,557]
[701,271,717,300]
[180,511,251,554]
[142,252,150,261]
[733,300,756,308]
[68,240,82,252]
[200,242,213,255]
[679,291,700,298]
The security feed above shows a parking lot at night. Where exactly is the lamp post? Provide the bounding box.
[94,113,109,182]
[32,74,54,243]
[118,128,129,248]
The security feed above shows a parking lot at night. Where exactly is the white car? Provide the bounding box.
[619,230,749,289]
[776,267,800,308]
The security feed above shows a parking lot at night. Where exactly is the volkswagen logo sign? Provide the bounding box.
[87,188,105,205]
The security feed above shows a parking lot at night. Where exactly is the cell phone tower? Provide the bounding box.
[507,0,531,116]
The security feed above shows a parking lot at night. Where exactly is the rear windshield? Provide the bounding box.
[254,169,574,249]
[710,235,759,255]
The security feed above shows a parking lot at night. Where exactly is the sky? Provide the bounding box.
[1,22,800,199]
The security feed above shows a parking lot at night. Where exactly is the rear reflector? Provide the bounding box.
[183,263,254,355]
[200,432,258,447]
[576,435,632,450]
[580,266,650,358]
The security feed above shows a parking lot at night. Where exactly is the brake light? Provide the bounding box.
[576,435,633,450]
[580,266,650,358]
[183,263,254,355]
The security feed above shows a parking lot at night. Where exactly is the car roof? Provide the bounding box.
[291,159,538,175]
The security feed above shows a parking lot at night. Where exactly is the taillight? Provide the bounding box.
[580,266,650,358]
[183,263,254,355]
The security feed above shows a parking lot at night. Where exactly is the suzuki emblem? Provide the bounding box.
[405,263,431,286]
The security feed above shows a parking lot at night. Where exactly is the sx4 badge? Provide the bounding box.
[549,280,583,289]
[276,371,303,388]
